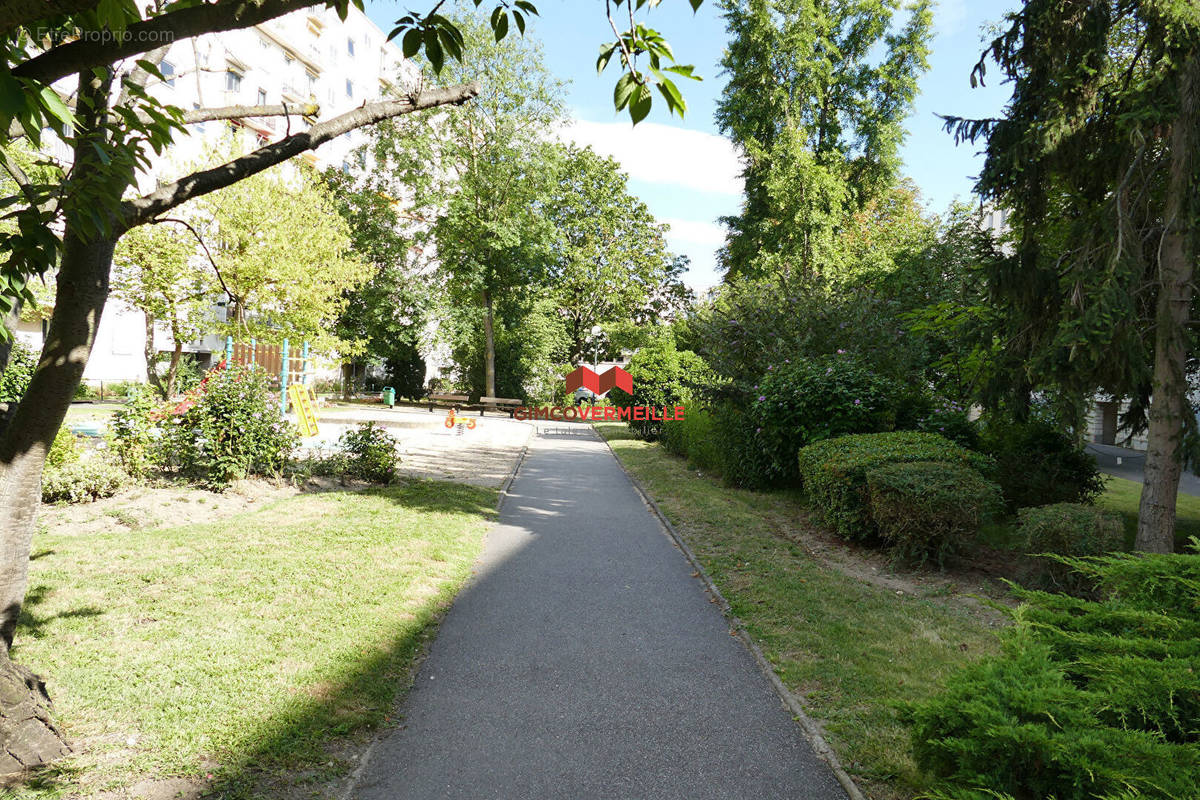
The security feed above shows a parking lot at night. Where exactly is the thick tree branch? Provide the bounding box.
[178,102,319,125]
[12,0,317,86]
[119,83,479,230]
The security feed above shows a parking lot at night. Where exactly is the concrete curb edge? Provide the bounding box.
[599,431,869,800]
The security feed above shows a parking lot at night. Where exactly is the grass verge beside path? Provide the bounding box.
[596,423,997,800]
[11,480,497,799]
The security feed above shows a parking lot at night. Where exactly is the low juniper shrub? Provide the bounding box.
[908,544,1200,800]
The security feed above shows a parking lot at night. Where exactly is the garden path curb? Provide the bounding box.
[598,430,869,800]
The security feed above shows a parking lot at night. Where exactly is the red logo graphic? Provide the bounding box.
[565,365,633,395]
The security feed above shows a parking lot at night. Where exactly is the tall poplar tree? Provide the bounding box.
[715,0,933,279]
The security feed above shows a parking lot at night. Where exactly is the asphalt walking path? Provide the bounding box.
[353,425,848,800]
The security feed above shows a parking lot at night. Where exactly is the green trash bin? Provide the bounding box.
[382,386,395,408]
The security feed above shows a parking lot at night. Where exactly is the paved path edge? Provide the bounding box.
[599,431,869,800]
[336,436,531,800]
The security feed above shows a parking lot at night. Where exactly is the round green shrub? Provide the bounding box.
[41,456,130,503]
[1017,503,1125,594]
[337,422,399,483]
[866,461,1001,565]
[609,335,709,440]
[46,427,80,469]
[798,431,995,540]
[110,385,159,477]
[979,418,1105,510]
[913,398,979,449]
[747,354,893,483]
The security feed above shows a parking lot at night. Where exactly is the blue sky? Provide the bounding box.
[365,0,1020,291]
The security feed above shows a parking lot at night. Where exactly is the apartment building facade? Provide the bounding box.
[14,5,419,385]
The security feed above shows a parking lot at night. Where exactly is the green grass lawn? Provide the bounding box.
[595,424,997,800]
[62,402,124,426]
[1096,475,1200,550]
[12,480,496,799]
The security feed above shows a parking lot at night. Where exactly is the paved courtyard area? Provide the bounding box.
[309,405,534,488]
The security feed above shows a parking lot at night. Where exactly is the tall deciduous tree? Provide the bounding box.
[323,168,431,399]
[715,0,933,279]
[0,24,476,778]
[190,152,371,351]
[112,222,213,399]
[366,18,565,399]
[945,0,1200,552]
[0,0,712,768]
[545,144,679,362]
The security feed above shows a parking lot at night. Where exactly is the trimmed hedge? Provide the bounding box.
[660,407,723,475]
[866,461,1001,565]
[798,431,994,540]
[909,547,1200,799]
[1018,503,1125,594]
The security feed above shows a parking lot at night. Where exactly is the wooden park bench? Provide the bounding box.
[479,397,522,417]
[427,393,469,412]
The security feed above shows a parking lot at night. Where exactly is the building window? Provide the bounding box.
[225,69,242,92]
[347,37,355,56]
[306,71,318,96]
[345,79,353,98]
[257,88,267,105]
[160,59,175,87]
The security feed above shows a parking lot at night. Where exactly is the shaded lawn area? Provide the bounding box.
[1096,474,1200,550]
[11,480,496,799]
[595,423,998,800]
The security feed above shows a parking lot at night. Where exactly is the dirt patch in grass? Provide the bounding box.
[36,476,370,539]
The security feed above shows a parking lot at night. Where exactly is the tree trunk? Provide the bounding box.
[0,65,123,772]
[482,288,496,399]
[143,313,167,399]
[165,341,183,398]
[0,231,116,768]
[1136,51,1199,554]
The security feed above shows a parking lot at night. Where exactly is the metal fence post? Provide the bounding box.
[280,338,289,414]
[301,341,309,386]
[224,335,233,366]
[250,337,256,368]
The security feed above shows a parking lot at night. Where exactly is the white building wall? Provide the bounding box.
[29,6,418,384]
